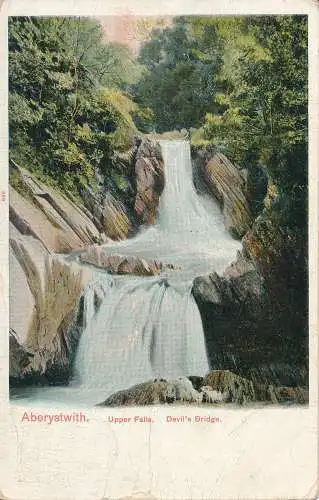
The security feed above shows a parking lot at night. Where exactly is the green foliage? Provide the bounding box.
[134,17,221,132]
[201,16,307,195]
[133,106,155,133]
[135,15,307,200]
[9,166,35,202]
[9,16,143,200]
[95,89,139,149]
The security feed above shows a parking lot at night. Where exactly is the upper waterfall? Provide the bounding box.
[158,140,220,238]
[101,140,241,280]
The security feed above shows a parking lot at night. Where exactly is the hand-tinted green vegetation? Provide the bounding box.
[136,16,307,191]
[9,14,308,257]
[9,16,143,199]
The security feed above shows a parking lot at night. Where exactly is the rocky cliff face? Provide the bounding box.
[9,241,90,385]
[9,158,105,364]
[204,153,253,238]
[10,163,103,253]
[192,145,268,238]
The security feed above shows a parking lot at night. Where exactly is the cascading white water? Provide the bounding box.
[158,140,223,241]
[94,140,240,278]
[74,276,209,397]
[73,140,241,401]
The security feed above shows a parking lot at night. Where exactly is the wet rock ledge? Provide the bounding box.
[98,371,308,407]
[77,245,177,276]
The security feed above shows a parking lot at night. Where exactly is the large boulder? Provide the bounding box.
[203,370,256,404]
[134,138,165,225]
[193,258,307,388]
[99,377,203,406]
[192,248,265,375]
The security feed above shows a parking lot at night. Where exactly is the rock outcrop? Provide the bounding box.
[9,241,88,385]
[99,377,203,406]
[192,249,265,377]
[79,138,165,237]
[98,370,308,407]
[78,245,177,276]
[203,370,257,404]
[203,153,253,238]
[191,146,268,237]
[133,138,165,225]
[9,180,94,352]
[100,193,134,241]
[10,161,104,253]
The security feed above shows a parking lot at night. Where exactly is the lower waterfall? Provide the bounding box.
[72,140,241,401]
[74,276,209,397]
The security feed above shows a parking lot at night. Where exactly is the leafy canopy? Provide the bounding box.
[9,16,142,198]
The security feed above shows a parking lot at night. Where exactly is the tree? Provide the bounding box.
[133,17,220,132]
[9,16,142,198]
[201,16,308,195]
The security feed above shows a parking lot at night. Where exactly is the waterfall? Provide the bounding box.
[158,140,223,241]
[74,277,209,397]
[73,140,240,400]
